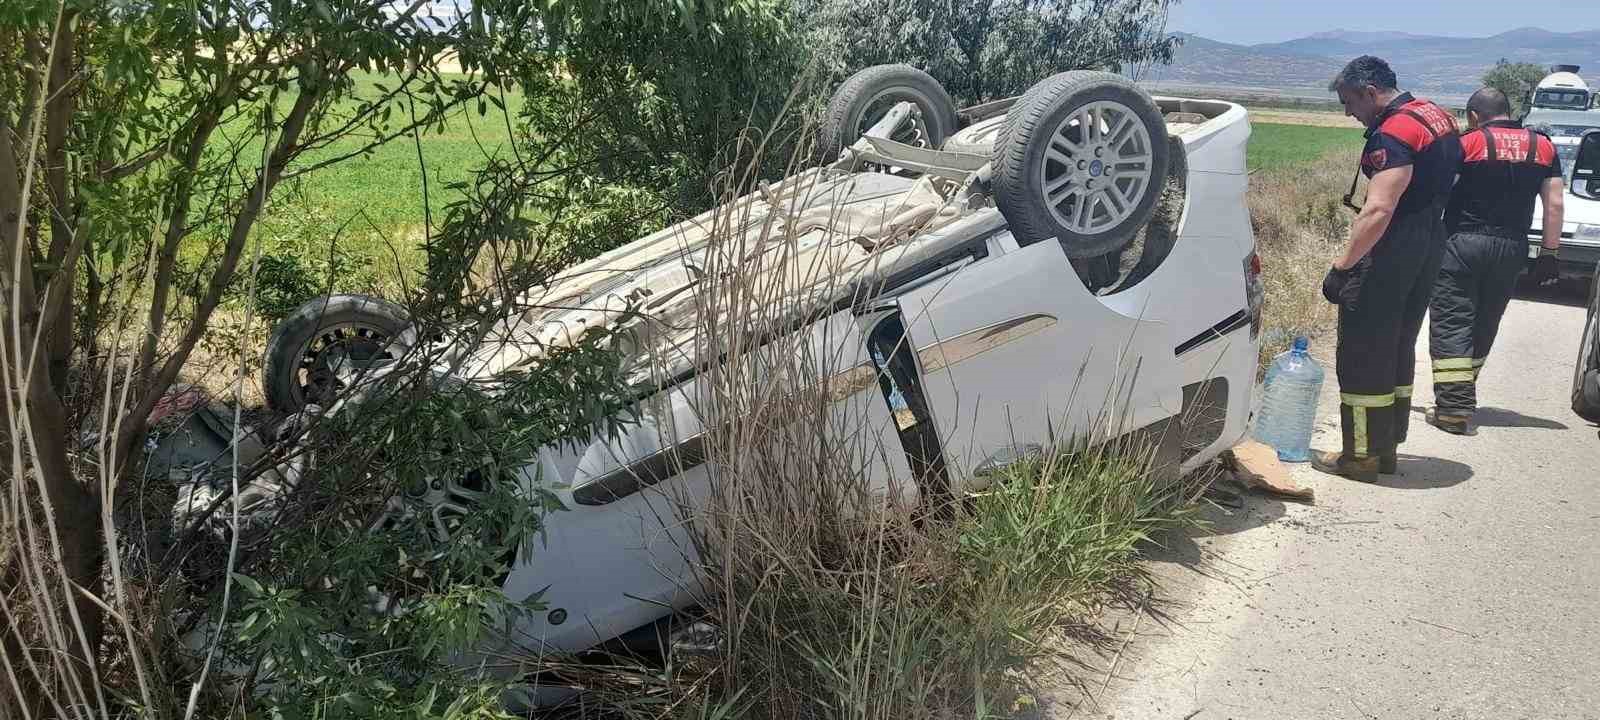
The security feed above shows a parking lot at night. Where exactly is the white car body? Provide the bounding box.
[1525,108,1600,277]
[465,95,1264,659]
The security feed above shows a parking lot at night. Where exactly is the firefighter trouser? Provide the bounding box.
[1335,207,1446,459]
[1428,231,1526,415]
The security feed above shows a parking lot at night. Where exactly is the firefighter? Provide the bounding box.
[1314,56,1461,482]
[1426,87,1564,435]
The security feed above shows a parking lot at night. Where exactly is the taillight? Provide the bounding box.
[1245,251,1264,339]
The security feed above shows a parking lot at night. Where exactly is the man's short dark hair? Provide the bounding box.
[1467,87,1512,118]
[1328,55,1398,93]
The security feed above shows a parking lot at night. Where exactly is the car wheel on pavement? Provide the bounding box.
[1573,264,1600,423]
[819,64,958,163]
[990,71,1171,258]
[263,294,417,413]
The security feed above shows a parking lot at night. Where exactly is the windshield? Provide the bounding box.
[1534,89,1590,110]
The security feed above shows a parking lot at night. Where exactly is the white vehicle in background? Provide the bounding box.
[1525,100,1600,281]
[250,66,1264,668]
[1529,65,1592,112]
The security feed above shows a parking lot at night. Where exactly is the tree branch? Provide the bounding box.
[135,109,222,391]
[117,86,323,476]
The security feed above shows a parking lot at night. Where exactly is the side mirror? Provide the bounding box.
[1573,132,1600,200]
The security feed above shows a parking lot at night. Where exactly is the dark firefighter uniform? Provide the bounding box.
[1430,121,1561,418]
[1332,94,1461,464]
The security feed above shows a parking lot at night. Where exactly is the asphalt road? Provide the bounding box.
[1052,288,1600,719]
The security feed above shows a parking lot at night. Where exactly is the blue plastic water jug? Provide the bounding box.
[1252,336,1324,463]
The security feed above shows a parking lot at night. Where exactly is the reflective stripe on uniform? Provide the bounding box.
[1354,406,1370,458]
[1341,392,1396,408]
[1434,370,1476,383]
[1340,392,1393,458]
[1395,385,1414,398]
[1433,357,1475,371]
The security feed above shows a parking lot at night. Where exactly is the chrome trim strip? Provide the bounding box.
[914,313,1058,373]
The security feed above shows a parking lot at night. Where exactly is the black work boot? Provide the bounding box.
[1425,407,1474,436]
[1311,450,1379,483]
[1379,450,1398,475]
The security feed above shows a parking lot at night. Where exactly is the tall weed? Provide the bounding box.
[1248,150,1357,361]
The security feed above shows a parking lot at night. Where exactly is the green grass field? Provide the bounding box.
[231,77,525,294]
[287,92,523,235]
[291,113,1366,234]
[1247,122,1365,172]
[247,98,1363,297]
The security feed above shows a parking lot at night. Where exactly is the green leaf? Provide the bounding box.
[232,573,265,596]
[336,691,373,714]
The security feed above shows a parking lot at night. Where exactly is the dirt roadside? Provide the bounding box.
[1046,288,1600,719]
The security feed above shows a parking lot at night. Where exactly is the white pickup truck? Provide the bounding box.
[251,66,1264,665]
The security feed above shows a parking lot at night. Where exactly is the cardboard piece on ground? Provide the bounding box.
[1227,440,1316,503]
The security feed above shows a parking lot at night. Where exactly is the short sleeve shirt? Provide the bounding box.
[1444,120,1562,239]
[1359,93,1462,216]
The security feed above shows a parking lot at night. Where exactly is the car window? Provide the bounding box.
[1535,90,1590,110]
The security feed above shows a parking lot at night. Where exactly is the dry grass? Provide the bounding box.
[1248,149,1356,362]
[1246,109,1361,128]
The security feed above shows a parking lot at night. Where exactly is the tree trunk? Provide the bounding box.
[42,13,79,399]
[1,84,104,720]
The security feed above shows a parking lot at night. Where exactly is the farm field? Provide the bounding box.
[1246,120,1365,172]
[1247,108,1360,128]
[247,92,1367,306]
[243,76,525,296]
[281,108,1366,241]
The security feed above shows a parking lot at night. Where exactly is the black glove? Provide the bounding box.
[1532,251,1560,287]
[1322,256,1371,306]
[1322,266,1350,305]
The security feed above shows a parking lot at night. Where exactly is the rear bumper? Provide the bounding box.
[1174,314,1260,474]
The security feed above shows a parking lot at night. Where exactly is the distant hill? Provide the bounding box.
[1148,27,1600,104]
[1304,30,1440,43]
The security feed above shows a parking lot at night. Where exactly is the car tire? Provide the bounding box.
[990,71,1170,258]
[942,115,1005,155]
[263,294,417,413]
[819,64,958,163]
[1573,265,1600,423]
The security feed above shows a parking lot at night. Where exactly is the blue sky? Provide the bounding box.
[1167,0,1600,45]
